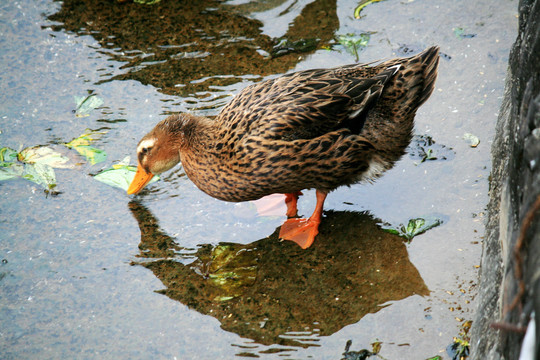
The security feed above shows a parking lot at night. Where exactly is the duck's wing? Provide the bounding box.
[217,65,400,142]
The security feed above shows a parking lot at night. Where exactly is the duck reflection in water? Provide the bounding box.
[128,201,428,349]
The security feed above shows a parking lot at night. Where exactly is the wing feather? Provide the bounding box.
[217,66,398,143]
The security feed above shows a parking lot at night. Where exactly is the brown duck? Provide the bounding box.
[128,46,440,249]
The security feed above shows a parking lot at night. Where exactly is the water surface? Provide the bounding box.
[0,0,517,358]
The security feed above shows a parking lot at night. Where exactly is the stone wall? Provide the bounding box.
[470,0,540,358]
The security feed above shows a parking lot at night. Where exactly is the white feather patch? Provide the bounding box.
[362,158,388,181]
[137,138,156,154]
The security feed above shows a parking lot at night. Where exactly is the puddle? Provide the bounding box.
[0,0,517,359]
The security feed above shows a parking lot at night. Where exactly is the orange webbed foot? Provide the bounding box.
[279,217,320,249]
[279,190,327,249]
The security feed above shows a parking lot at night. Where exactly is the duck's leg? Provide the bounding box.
[284,191,303,217]
[279,190,327,249]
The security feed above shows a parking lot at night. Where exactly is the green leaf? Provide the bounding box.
[0,147,19,163]
[65,130,107,165]
[463,133,480,147]
[93,166,136,191]
[371,340,382,354]
[65,129,106,147]
[381,217,443,241]
[112,156,131,168]
[382,228,400,236]
[354,0,384,18]
[453,27,476,39]
[93,161,159,191]
[22,162,57,190]
[0,147,57,189]
[453,27,465,37]
[72,145,107,165]
[0,162,24,181]
[336,33,370,61]
[74,94,104,117]
[19,146,71,168]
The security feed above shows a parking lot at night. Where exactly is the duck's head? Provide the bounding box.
[127,115,186,195]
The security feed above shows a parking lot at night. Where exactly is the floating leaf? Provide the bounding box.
[371,340,382,354]
[72,145,107,165]
[112,156,131,168]
[447,339,470,359]
[354,0,384,18]
[93,166,136,190]
[65,129,105,147]
[381,217,443,241]
[0,147,21,180]
[0,146,58,190]
[22,162,57,190]
[65,130,107,165]
[447,319,471,359]
[74,94,104,117]
[0,161,23,181]
[0,147,19,163]
[463,133,480,147]
[93,161,159,191]
[19,146,71,168]
[336,33,370,61]
[453,27,476,39]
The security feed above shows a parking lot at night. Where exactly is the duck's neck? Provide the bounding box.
[176,114,224,197]
[177,113,215,152]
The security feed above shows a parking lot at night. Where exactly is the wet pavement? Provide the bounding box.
[0,0,517,359]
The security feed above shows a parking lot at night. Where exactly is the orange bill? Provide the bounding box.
[127,163,154,195]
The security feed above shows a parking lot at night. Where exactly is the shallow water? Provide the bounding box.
[0,0,517,359]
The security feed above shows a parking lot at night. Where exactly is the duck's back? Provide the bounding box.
[218,47,438,142]
[188,47,439,201]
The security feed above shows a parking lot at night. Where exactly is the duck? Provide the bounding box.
[127,46,440,249]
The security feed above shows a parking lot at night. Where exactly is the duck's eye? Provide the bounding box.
[137,138,156,158]
[140,145,154,156]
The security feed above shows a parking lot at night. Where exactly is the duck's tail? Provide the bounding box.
[376,46,439,122]
[361,46,440,166]
[384,46,440,117]
[412,46,440,108]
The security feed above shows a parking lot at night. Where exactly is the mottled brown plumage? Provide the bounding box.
[128,46,440,248]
